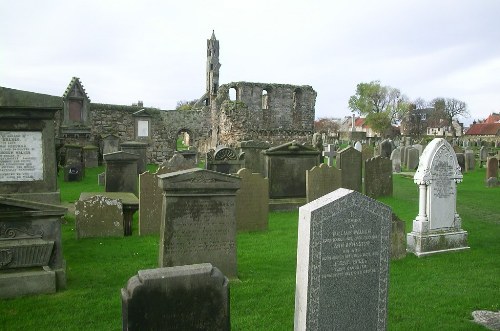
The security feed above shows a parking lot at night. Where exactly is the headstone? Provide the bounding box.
[464,149,475,172]
[176,148,198,165]
[262,141,320,199]
[322,144,337,167]
[412,143,423,156]
[486,157,499,179]
[65,145,83,165]
[0,107,60,204]
[354,141,362,152]
[479,146,488,167]
[407,138,469,257]
[102,134,120,155]
[306,163,342,203]
[361,144,374,163]
[379,139,393,158]
[103,151,139,194]
[237,140,270,174]
[121,264,229,331]
[157,168,241,278]
[406,147,419,170]
[364,156,393,198]
[206,146,245,174]
[63,163,84,182]
[97,172,105,186]
[120,141,148,174]
[139,154,196,236]
[390,148,401,173]
[294,188,391,331]
[234,168,269,232]
[0,196,67,298]
[400,146,408,166]
[391,213,406,260]
[455,153,465,173]
[337,146,362,192]
[75,195,124,239]
[83,145,99,168]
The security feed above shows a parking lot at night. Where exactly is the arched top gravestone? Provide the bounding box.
[414,138,462,185]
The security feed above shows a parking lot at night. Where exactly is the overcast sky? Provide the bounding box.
[1,0,499,125]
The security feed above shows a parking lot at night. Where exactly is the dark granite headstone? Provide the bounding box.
[121,264,229,331]
[364,156,393,198]
[294,188,391,331]
[337,146,362,192]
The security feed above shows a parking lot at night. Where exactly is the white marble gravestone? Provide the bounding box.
[407,138,469,257]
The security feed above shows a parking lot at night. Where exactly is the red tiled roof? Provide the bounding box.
[354,117,366,127]
[465,123,500,135]
[484,113,500,123]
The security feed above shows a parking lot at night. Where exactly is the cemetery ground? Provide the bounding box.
[1,165,498,330]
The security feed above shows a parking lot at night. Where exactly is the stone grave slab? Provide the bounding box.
[364,156,393,198]
[306,163,342,203]
[486,157,499,180]
[464,149,475,172]
[237,140,270,174]
[75,195,124,239]
[390,147,401,173]
[83,145,99,168]
[104,151,139,194]
[337,146,362,192]
[294,188,391,331]
[234,168,268,232]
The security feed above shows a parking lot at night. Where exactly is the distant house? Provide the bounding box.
[339,115,399,140]
[465,113,500,142]
[401,107,463,137]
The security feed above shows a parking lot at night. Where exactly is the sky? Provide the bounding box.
[1,0,500,126]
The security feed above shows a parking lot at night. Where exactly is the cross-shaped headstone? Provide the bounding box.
[322,144,336,166]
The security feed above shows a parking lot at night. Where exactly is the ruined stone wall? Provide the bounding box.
[212,82,316,146]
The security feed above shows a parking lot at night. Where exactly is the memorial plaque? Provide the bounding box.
[137,120,149,137]
[0,131,43,181]
[294,188,391,331]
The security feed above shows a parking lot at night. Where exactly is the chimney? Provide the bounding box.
[138,101,143,107]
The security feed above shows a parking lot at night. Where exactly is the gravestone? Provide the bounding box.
[121,264,229,331]
[103,151,139,194]
[412,143,423,156]
[479,146,488,167]
[455,153,465,173]
[0,106,60,204]
[0,196,67,298]
[120,141,148,174]
[322,144,337,167]
[75,195,124,239]
[97,172,105,186]
[354,141,362,152]
[306,163,342,203]
[361,144,374,163]
[337,146,362,192]
[391,213,406,260]
[390,148,401,173]
[83,145,99,168]
[407,138,469,257]
[379,139,393,158]
[65,145,83,165]
[176,148,198,165]
[406,147,419,170]
[486,157,499,179]
[102,134,120,155]
[364,156,393,198]
[400,146,408,166]
[139,154,196,236]
[157,168,241,278]
[294,188,391,331]
[464,149,475,172]
[63,163,84,182]
[237,140,270,174]
[206,146,245,174]
[262,141,320,199]
[234,168,269,232]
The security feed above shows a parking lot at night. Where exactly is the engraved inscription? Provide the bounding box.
[431,160,454,199]
[0,131,43,182]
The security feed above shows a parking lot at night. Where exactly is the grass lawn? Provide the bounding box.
[0,165,498,330]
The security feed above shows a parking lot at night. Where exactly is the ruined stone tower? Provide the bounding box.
[206,30,220,106]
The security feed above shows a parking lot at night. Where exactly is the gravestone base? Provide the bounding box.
[407,230,469,257]
[1,191,61,205]
[269,198,306,211]
[0,267,57,299]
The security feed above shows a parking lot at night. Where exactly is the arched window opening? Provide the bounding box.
[229,87,238,101]
[262,88,270,110]
[176,129,191,151]
[293,89,302,111]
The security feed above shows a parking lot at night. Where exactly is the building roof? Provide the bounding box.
[63,77,90,101]
[465,123,500,135]
[354,117,367,128]
[484,113,500,123]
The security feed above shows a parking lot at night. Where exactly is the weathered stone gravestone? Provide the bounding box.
[121,264,229,331]
[103,151,139,194]
[101,134,120,155]
[306,163,342,203]
[400,146,408,166]
[176,148,198,166]
[354,141,362,152]
[464,149,475,172]
[364,156,393,199]
[479,146,489,167]
[234,168,269,232]
[0,196,67,298]
[390,147,401,173]
[206,146,244,174]
[83,145,99,168]
[455,153,465,173]
[379,139,394,158]
[97,172,105,186]
[406,147,419,170]
[120,141,148,174]
[262,141,320,199]
[337,146,362,192]
[486,157,499,180]
[294,188,391,331]
[237,140,270,174]
[75,195,124,239]
[0,107,60,204]
[361,144,374,163]
[157,168,241,278]
[412,143,423,156]
[322,144,337,167]
[407,138,469,257]
[139,153,196,236]
[391,213,406,260]
[63,145,85,182]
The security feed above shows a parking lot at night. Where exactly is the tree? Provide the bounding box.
[430,98,469,137]
[175,99,198,111]
[314,117,340,134]
[348,80,410,135]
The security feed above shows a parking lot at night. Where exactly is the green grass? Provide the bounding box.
[0,165,498,330]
